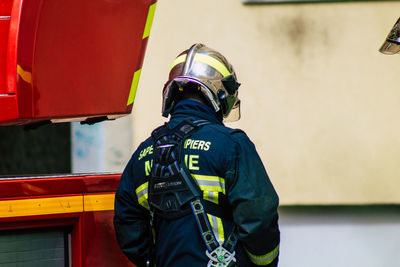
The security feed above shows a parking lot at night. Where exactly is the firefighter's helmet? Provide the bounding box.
[380,17,400,55]
[162,43,241,122]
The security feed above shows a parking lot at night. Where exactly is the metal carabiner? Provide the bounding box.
[206,245,236,267]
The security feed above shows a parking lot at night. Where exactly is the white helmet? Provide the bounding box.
[162,44,241,122]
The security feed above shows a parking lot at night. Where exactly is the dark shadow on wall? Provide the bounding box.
[0,123,71,176]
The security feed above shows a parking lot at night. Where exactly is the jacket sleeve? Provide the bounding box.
[227,131,280,266]
[113,157,151,267]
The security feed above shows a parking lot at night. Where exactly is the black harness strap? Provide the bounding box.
[148,118,238,267]
[191,198,219,251]
[148,119,205,220]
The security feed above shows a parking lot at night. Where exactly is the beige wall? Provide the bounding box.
[132,0,400,205]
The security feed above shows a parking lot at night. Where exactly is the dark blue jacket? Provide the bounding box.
[114,100,280,266]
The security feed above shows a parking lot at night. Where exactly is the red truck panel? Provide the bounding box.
[0,0,157,126]
[0,18,9,93]
[0,0,13,15]
[0,174,134,267]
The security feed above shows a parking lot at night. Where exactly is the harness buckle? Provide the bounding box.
[206,245,236,267]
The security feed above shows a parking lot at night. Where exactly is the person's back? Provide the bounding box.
[114,44,280,267]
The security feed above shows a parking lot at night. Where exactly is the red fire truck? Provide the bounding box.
[0,0,156,265]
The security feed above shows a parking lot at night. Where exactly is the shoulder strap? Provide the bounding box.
[148,119,209,219]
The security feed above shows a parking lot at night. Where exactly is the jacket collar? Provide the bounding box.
[170,100,223,125]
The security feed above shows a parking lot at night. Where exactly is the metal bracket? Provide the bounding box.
[206,245,236,267]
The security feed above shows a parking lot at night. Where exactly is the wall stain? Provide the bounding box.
[258,13,332,60]
[286,16,308,56]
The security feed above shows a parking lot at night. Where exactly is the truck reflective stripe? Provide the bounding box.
[127,69,141,106]
[245,244,279,266]
[127,2,157,106]
[0,194,118,218]
[84,193,115,211]
[135,182,149,210]
[142,3,157,39]
[0,196,83,218]
[17,65,32,84]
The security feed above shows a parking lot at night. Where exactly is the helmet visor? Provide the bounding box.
[380,17,400,55]
[223,99,241,123]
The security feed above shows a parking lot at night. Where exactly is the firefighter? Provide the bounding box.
[114,43,280,267]
[380,17,400,55]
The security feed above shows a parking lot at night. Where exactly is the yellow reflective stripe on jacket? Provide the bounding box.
[135,175,225,208]
[169,53,231,77]
[203,191,219,204]
[193,174,225,205]
[207,214,225,244]
[193,174,225,194]
[245,244,279,266]
[135,182,149,210]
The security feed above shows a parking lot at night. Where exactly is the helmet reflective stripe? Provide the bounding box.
[193,54,231,77]
[170,54,187,72]
[170,54,231,77]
